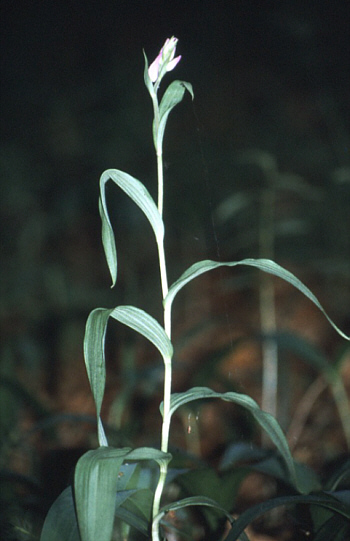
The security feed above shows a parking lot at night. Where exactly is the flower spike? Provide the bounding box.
[148,37,181,85]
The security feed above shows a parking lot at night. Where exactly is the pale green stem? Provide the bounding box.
[151,87,173,541]
[157,149,164,217]
[151,505,164,541]
[161,359,172,451]
[151,358,172,541]
[157,240,168,302]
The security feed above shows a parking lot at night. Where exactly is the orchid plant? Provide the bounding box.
[40,38,350,541]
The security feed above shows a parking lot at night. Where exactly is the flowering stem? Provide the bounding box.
[152,463,167,541]
[151,355,172,541]
[146,38,182,540]
[157,239,168,303]
[151,89,172,541]
[157,150,164,218]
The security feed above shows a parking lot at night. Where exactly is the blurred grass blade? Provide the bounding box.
[324,458,350,491]
[165,259,350,341]
[225,492,350,541]
[268,331,333,375]
[272,332,350,447]
[156,80,193,150]
[158,495,234,524]
[161,386,300,492]
[99,169,164,287]
[313,514,350,541]
[40,487,80,541]
[155,496,250,541]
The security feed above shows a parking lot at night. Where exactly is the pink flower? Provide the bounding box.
[148,37,181,83]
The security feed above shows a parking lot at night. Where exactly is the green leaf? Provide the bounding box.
[143,50,155,97]
[84,308,111,446]
[126,446,172,467]
[175,468,245,510]
[84,306,173,445]
[116,463,139,491]
[174,468,247,533]
[164,259,350,341]
[110,306,173,360]
[113,450,172,534]
[225,492,350,541]
[156,496,251,541]
[74,447,131,541]
[74,446,171,541]
[155,80,194,150]
[115,488,154,535]
[99,169,164,287]
[159,495,233,521]
[40,486,80,541]
[161,386,300,492]
[313,513,350,541]
[98,197,117,289]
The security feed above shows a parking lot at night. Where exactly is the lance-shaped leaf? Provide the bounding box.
[84,307,112,446]
[113,448,172,533]
[154,80,194,150]
[164,259,350,341]
[74,447,131,541]
[84,306,173,445]
[99,169,164,287]
[143,51,155,98]
[110,306,173,360]
[160,386,300,492]
[74,446,172,541]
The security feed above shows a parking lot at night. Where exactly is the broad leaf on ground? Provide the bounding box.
[40,487,79,541]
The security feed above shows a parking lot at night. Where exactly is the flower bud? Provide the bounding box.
[148,37,181,84]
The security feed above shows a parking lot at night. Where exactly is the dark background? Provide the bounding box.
[1,0,350,389]
[0,1,350,529]
[1,0,349,335]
